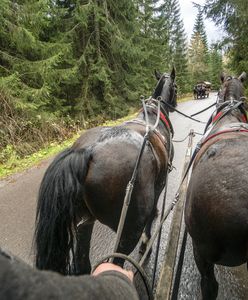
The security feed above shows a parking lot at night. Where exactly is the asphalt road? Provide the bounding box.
[0,92,247,299]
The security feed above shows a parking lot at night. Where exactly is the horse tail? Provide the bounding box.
[34,147,91,274]
[247,241,248,271]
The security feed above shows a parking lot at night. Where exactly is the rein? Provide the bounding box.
[162,101,206,124]
[190,101,217,117]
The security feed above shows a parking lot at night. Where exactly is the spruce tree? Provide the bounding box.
[188,6,210,85]
[204,0,248,77]
[154,0,189,93]
[192,7,208,50]
[209,43,223,89]
[188,33,208,84]
[134,0,164,82]
[0,0,147,159]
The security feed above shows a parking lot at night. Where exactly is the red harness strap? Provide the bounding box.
[201,101,248,148]
[212,109,248,124]
[212,111,223,123]
[159,111,170,129]
[203,128,248,146]
[241,114,248,123]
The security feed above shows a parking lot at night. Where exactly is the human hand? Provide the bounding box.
[92,262,134,282]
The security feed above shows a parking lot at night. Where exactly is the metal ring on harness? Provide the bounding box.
[92,253,153,300]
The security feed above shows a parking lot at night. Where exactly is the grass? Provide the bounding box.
[0,113,137,179]
[0,95,191,179]
[178,93,193,102]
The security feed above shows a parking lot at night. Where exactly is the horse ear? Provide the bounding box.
[171,66,176,81]
[220,72,225,83]
[238,72,247,82]
[154,70,162,80]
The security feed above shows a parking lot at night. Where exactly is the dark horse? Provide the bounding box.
[35,68,177,275]
[185,72,248,299]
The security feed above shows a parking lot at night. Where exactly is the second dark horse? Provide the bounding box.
[35,68,177,275]
[185,72,248,299]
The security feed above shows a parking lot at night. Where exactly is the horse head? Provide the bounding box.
[205,72,247,132]
[219,72,246,102]
[153,67,177,112]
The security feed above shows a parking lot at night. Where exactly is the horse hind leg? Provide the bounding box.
[113,188,156,267]
[193,242,218,300]
[139,207,158,256]
[74,220,95,275]
[113,224,145,267]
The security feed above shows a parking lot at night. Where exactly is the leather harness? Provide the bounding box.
[200,100,248,147]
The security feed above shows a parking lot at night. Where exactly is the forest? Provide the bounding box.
[0,0,247,165]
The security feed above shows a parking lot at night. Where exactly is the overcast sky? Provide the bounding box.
[178,0,223,44]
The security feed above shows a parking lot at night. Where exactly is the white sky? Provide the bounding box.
[178,0,223,44]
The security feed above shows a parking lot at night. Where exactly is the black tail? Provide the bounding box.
[34,148,91,274]
[247,241,248,270]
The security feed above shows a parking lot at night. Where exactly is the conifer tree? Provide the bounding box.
[154,0,189,93]
[192,7,208,50]
[204,0,248,77]
[188,33,208,83]
[0,0,147,159]
[188,6,210,85]
[0,0,145,121]
[209,43,223,89]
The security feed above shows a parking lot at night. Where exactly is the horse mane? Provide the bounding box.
[152,74,168,99]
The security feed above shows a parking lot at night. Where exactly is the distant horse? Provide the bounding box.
[35,68,177,275]
[185,72,248,299]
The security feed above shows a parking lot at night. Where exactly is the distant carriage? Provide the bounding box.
[193,81,211,99]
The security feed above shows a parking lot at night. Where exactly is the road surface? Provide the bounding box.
[0,92,247,299]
